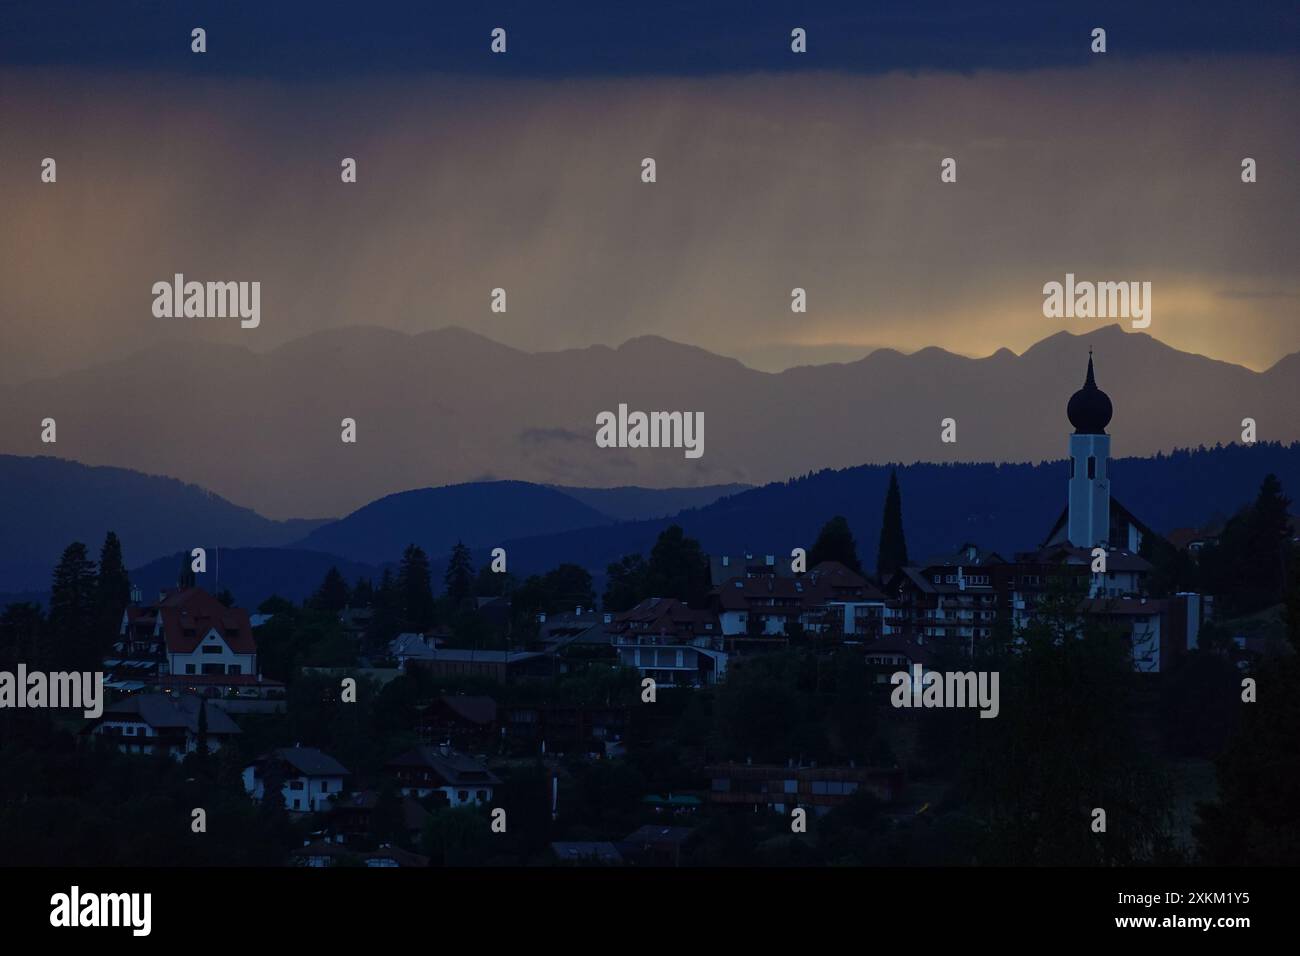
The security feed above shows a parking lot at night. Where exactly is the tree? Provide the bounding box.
[875,469,910,582]
[369,783,408,850]
[1195,655,1300,864]
[474,565,515,599]
[48,542,98,670]
[963,582,1177,865]
[645,525,711,607]
[312,566,350,614]
[397,544,435,631]
[351,577,375,608]
[444,541,475,609]
[368,568,402,647]
[216,588,236,608]
[95,532,131,632]
[808,516,862,573]
[1200,475,1293,614]
[603,554,649,612]
[258,595,295,616]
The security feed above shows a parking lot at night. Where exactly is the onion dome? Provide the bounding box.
[1067,352,1112,434]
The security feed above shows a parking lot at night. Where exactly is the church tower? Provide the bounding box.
[1066,352,1113,548]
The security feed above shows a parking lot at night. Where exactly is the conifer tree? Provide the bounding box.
[875,469,910,582]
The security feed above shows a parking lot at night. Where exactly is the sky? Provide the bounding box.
[0,1,1296,381]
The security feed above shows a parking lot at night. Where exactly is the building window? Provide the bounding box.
[202,644,223,654]
[227,664,241,675]
[201,663,224,675]
[458,791,469,802]
[476,790,487,802]
[1087,456,1096,479]
[289,780,304,791]
[185,664,196,675]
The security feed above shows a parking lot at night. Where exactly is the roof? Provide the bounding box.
[335,791,431,831]
[715,562,883,612]
[624,825,696,846]
[261,746,349,777]
[410,649,543,665]
[1020,544,1153,573]
[385,747,501,786]
[863,635,933,665]
[613,597,718,633]
[920,545,1007,569]
[97,693,242,735]
[1042,496,1155,549]
[131,588,257,656]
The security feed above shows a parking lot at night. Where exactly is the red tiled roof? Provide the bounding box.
[152,588,256,655]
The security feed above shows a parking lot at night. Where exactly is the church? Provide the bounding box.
[1041,352,1153,553]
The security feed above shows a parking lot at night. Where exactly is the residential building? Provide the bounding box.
[608,597,727,687]
[243,745,349,812]
[84,693,241,759]
[706,762,905,816]
[385,745,499,806]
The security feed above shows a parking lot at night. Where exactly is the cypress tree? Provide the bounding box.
[875,469,910,583]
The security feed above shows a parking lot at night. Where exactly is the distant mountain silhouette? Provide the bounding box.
[1,324,1293,518]
[292,482,613,565]
[0,455,325,593]
[5,444,1293,612]
[548,483,751,522]
[489,443,1300,580]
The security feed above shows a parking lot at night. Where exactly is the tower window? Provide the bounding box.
[1087,456,1096,479]
[1070,458,1075,478]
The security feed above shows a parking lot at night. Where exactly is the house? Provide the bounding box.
[882,546,1005,645]
[243,746,349,812]
[608,597,727,687]
[417,694,499,748]
[706,762,905,816]
[403,648,550,681]
[385,746,500,806]
[620,825,698,867]
[105,586,260,695]
[324,790,432,847]
[714,561,886,644]
[84,693,241,759]
[505,702,629,756]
